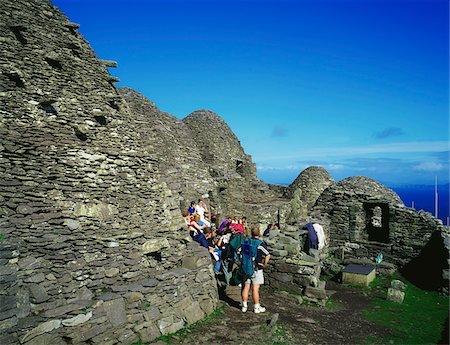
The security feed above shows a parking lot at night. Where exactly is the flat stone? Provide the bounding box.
[138,278,159,287]
[390,279,406,291]
[123,271,140,279]
[0,296,16,312]
[105,268,120,278]
[103,298,127,327]
[142,238,170,254]
[21,319,61,343]
[304,286,327,300]
[136,322,161,343]
[29,284,49,303]
[24,273,45,283]
[42,304,82,317]
[64,219,80,230]
[183,301,204,324]
[271,249,288,257]
[23,333,66,345]
[62,311,92,327]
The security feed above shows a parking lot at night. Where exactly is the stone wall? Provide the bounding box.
[118,88,217,210]
[0,1,219,344]
[311,176,449,291]
[263,226,327,303]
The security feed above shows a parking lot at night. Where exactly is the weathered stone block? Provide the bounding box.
[304,286,327,300]
[183,301,205,324]
[390,279,406,291]
[137,322,161,343]
[387,288,405,303]
[103,298,127,327]
[271,272,293,283]
[29,284,49,303]
[271,249,288,257]
[62,311,92,327]
[21,319,61,343]
[142,238,170,254]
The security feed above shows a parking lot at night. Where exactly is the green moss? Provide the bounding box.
[270,325,292,345]
[363,275,449,344]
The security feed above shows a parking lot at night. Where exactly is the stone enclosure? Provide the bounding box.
[0,0,448,344]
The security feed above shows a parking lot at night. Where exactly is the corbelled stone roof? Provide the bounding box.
[287,166,334,223]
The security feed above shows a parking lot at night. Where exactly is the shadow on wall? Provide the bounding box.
[400,231,447,291]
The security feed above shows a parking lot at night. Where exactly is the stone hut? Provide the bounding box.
[0,1,218,344]
[311,176,449,290]
[118,88,217,210]
[286,166,334,224]
[182,110,290,225]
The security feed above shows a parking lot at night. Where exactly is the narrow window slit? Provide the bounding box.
[39,101,57,114]
[94,115,107,126]
[10,26,27,45]
[45,57,62,70]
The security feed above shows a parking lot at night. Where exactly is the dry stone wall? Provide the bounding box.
[0,1,219,344]
[118,88,217,211]
[311,176,449,291]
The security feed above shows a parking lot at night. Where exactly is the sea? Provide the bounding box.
[390,183,450,226]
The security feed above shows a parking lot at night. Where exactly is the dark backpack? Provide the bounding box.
[239,238,262,281]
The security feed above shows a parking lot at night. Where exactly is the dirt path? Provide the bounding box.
[155,281,392,345]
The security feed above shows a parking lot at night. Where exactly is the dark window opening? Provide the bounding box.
[108,100,120,111]
[45,57,62,70]
[364,203,390,243]
[236,160,244,176]
[10,26,27,45]
[148,252,162,262]
[74,127,88,141]
[94,115,107,126]
[39,101,57,114]
[6,72,24,88]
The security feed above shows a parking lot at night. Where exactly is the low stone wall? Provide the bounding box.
[0,239,218,345]
[264,228,325,301]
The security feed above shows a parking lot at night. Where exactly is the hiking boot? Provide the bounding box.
[254,306,266,314]
[241,306,248,313]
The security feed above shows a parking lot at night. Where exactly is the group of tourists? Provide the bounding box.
[183,199,271,314]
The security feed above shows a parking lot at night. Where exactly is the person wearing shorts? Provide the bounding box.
[241,227,270,313]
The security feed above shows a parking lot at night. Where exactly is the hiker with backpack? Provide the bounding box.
[241,226,270,314]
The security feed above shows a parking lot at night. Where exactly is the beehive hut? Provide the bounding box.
[311,176,449,291]
[0,1,218,344]
[119,88,217,210]
[286,166,334,224]
[183,110,290,225]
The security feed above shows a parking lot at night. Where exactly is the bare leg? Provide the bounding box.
[242,283,251,304]
[252,284,260,305]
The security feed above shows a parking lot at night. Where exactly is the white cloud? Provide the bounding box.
[256,163,304,171]
[254,141,449,161]
[327,164,345,170]
[413,162,446,172]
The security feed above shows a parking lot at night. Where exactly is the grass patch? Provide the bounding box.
[363,274,449,344]
[270,324,292,345]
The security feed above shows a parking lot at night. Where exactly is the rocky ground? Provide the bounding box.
[149,281,394,345]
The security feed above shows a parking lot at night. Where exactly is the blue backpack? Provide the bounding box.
[239,238,262,280]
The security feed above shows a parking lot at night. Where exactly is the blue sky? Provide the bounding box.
[53,0,449,188]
